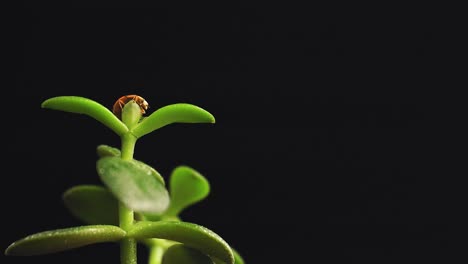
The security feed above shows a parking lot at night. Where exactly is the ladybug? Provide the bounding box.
[113,95,149,119]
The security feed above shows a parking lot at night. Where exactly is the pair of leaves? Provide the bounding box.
[5,222,234,264]
[93,145,209,216]
[41,96,215,138]
[63,164,210,225]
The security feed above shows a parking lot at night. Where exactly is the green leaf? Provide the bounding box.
[96,145,165,185]
[96,156,169,214]
[233,248,245,264]
[162,244,214,264]
[127,221,234,264]
[41,96,128,136]
[122,100,143,129]
[214,248,245,264]
[132,103,215,138]
[97,144,121,157]
[63,185,119,225]
[5,225,126,256]
[132,159,165,186]
[165,165,210,216]
[212,248,244,264]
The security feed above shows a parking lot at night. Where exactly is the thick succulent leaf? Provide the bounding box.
[127,221,234,264]
[166,165,210,216]
[41,96,128,136]
[232,248,245,264]
[214,248,245,264]
[97,144,121,157]
[96,145,165,185]
[63,185,119,225]
[121,100,142,130]
[162,244,214,264]
[132,159,165,185]
[96,156,169,214]
[132,103,215,138]
[5,225,125,256]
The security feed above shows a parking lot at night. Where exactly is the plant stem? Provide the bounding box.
[121,133,137,161]
[148,245,164,264]
[146,239,174,264]
[120,237,137,264]
[120,133,138,264]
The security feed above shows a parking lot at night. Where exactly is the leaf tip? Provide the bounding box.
[40,98,51,109]
[4,243,13,256]
[200,108,215,124]
[4,241,22,256]
[209,114,216,124]
[62,189,71,201]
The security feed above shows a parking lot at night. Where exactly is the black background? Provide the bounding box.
[3,7,459,264]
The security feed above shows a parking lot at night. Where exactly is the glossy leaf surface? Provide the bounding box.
[128,221,233,264]
[132,159,165,185]
[166,165,210,216]
[96,145,165,185]
[63,185,119,225]
[41,96,128,136]
[162,244,214,264]
[132,103,215,138]
[97,156,169,214]
[5,225,125,256]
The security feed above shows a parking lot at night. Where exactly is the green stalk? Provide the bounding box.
[119,133,138,264]
[148,245,164,264]
[146,239,174,264]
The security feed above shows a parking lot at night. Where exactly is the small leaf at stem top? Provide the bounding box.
[97,156,170,214]
[131,103,215,138]
[41,96,128,136]
[121,100,143,130]
[5,225,126,256]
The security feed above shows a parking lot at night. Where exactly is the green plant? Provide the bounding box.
[4,95,245,264]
